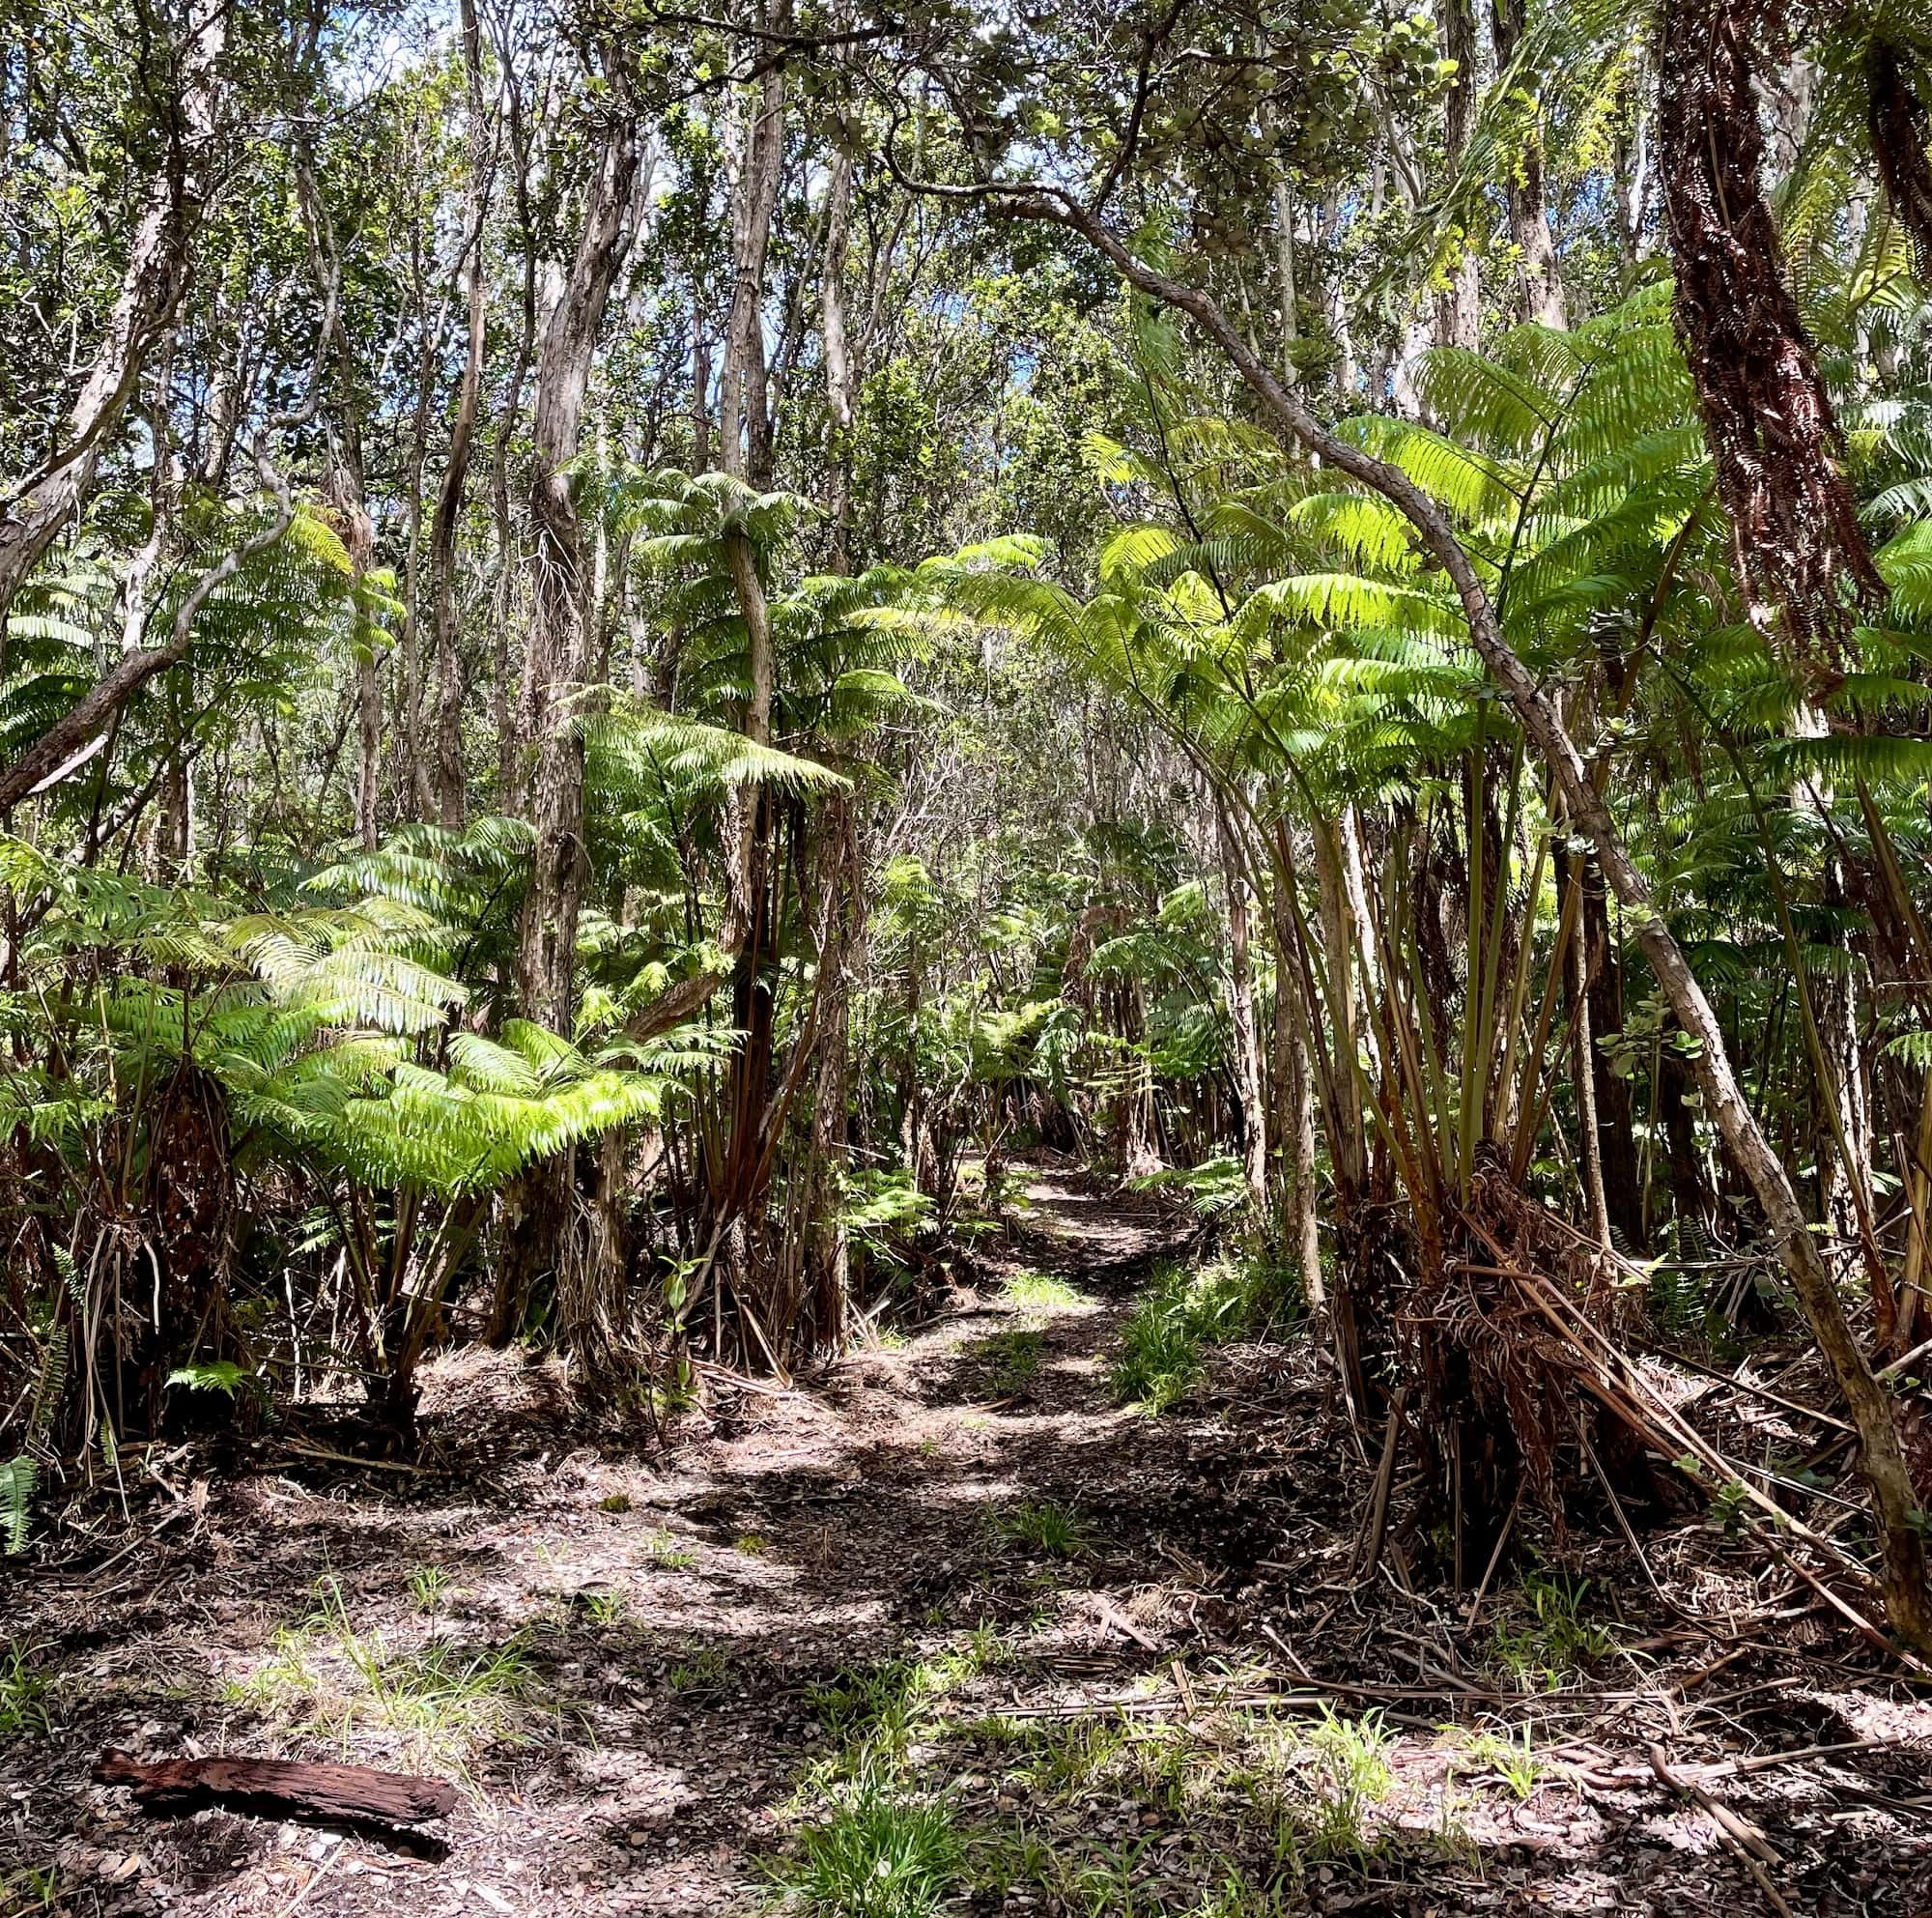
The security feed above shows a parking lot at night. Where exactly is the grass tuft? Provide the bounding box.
[768,1757,963,1918]
[968,1329,1044,1395]
[668,1646,730,1693]
[1490,1572,1615,1690]
[1299,1707,1394,1858]
[1453,1725,1546,1800]
[984,1497,1090,1559]
[1111,1256,1296,1415]
[226,1577,540,1770]
[643,1528,697,1570]
[0,1643,52,1743]
[1001,1268,1084,1311]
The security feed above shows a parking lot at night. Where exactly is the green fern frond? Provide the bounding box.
[0,1458,33,1557]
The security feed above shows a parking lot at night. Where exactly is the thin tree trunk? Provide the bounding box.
[1435,0,1482,349]
[433,147,487,817]
[490,78,642,1344]
[1582,862,1643,1246]
[513,102,641,1027]
[806,792,862,1345]
[1490,0,1568,328]
[0,6,227,633]
[1219,800,1268,1209]
[1270,872,1326,1312]
[821,143,857,565]
[720,46,786,484]
[432,0,491,829]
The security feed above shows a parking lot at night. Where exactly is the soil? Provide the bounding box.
[8,1166,1932,1916]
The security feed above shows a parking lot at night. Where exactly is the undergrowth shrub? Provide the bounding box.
[1112,1255,1299,1414]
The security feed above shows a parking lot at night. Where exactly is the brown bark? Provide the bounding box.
[513,98,642,1029]
[708,519,781,1297]
[1490,0,1567,328]
[1657,0,1883,667]
[1026,192,1932,1648]
[96,1751,456,1825]
[1219,801,1268,1208]
[432,0,492,829]
[1870,42,1932,279]
[1435,0,1481,349]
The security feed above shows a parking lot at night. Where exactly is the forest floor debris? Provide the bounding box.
[7,1167,1932,1915]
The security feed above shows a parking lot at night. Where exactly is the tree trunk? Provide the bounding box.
[0,6,227,634]
[806,792,863,1345]
[1581,861,1644,1247]
[1656,0,1882,666]
[513,101,641,1028]
[1490,0,1568,328]
[821,143,857,565]
[1435,0,1482,349]
[433,0,491,830]
[1219,800,1268,1209]
[720,47,786,485]
[1869,41,1932,280]
[1272,163,1302,371]
[707,523,781,1309]
[493,81,642,1333]
[1559,843,1610,1248]
[1270,873,1326,1311]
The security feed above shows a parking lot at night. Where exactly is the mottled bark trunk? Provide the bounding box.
[821,144,857,565]
[1271,163,1302,374]
[0,6,227,634]
[513,104,641,1027]
[720,52,785,486]
[432,0,491,829]
[491,90,642,1340]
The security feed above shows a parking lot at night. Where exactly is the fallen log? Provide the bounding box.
[95,1750,458,1823]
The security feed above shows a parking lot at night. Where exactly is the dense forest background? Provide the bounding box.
[12,0,1932,1730]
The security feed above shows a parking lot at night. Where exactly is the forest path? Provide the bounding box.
[18,1165,1932,1916]
[13,1164,1208,1917]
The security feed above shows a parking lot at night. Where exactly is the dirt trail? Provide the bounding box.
[13,1167,1932,1916]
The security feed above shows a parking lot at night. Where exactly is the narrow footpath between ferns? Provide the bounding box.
[12,1165,1932,1917]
